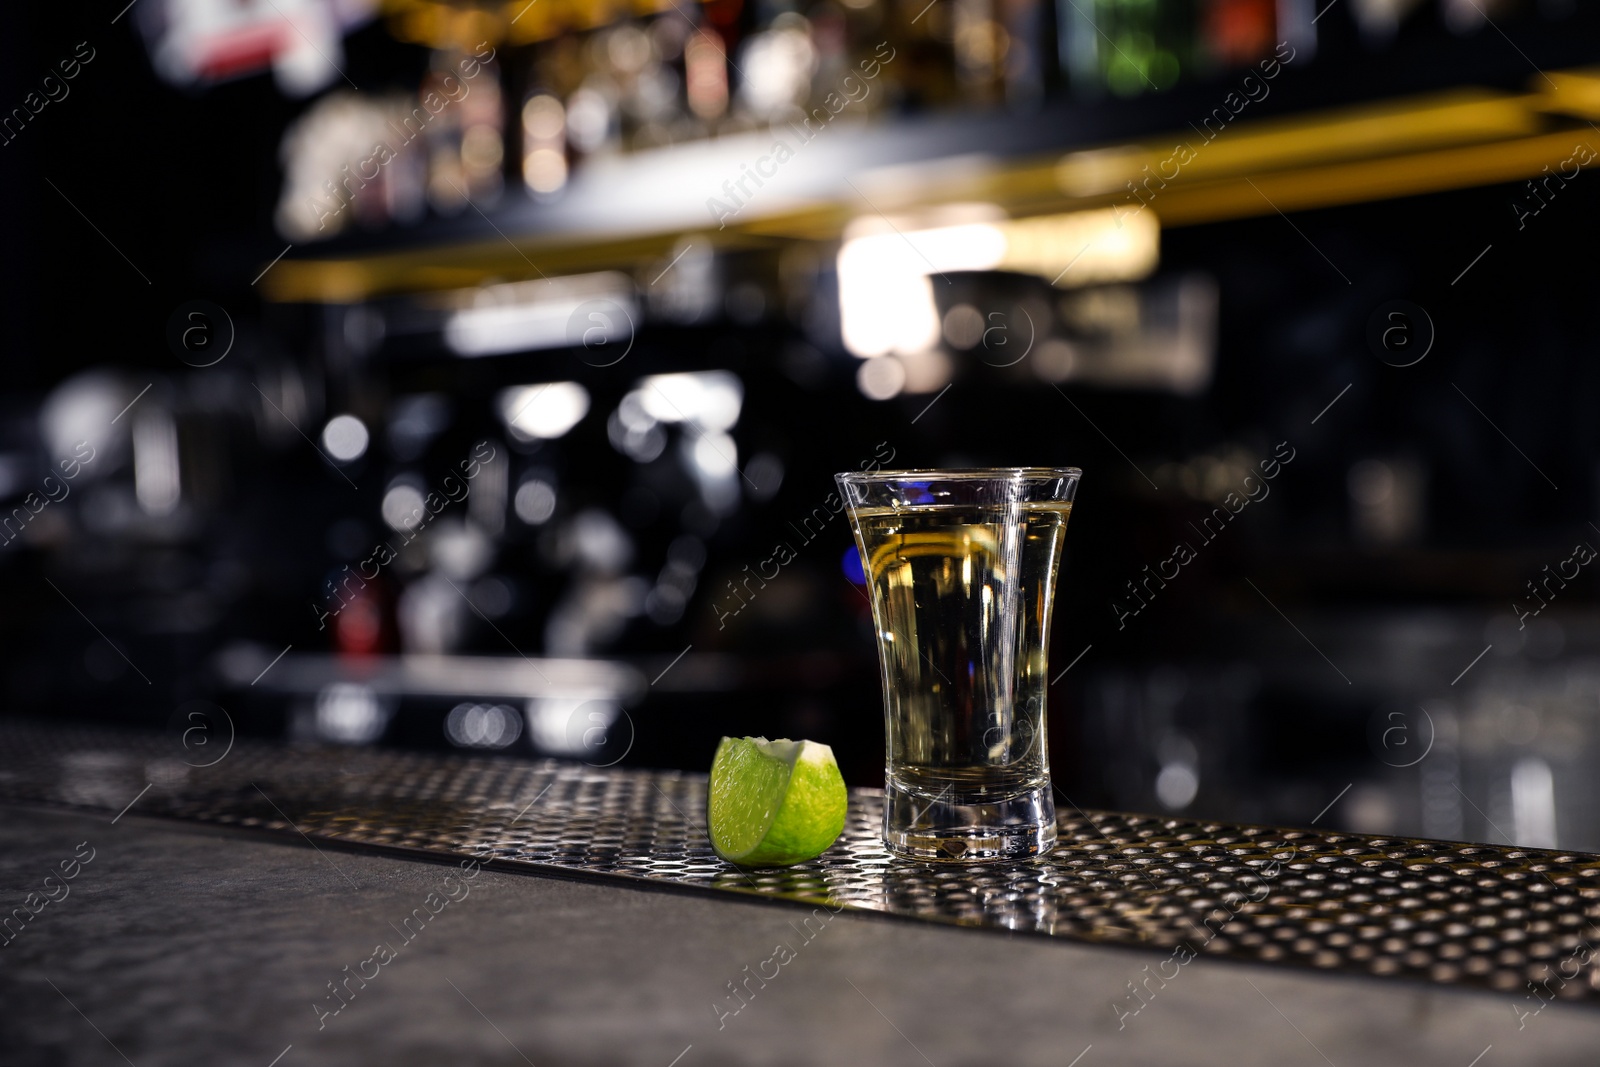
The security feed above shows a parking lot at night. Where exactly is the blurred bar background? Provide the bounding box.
[6,0,1600,849]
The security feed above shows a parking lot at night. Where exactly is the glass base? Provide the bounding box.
[882,778,1056,862]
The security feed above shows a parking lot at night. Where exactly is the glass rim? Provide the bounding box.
[835,466,1081,483]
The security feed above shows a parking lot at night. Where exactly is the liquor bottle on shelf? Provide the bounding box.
[733,12,818,126]
[999,0,1049,103]
[1057,0,1196,96]
[686,20,733,128]
[876,0,961,111]
[1056,0,1287,96]
[459,48,506,203]
[522,90,568,195]
[950,0,1009,105]
[640,14,701,147]
[422,53,470,213]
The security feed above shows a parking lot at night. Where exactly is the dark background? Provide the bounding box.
[6,0,1600,850]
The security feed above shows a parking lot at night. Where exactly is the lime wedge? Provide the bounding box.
[709,736,848,867]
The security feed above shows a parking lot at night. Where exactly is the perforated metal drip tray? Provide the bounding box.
[4,722,1599,1002]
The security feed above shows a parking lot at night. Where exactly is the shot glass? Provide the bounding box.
[836,468,1080,862]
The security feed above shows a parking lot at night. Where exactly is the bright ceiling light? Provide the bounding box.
[498,382,591,442]
[836,207,1160,359]
[837,226,1000,359]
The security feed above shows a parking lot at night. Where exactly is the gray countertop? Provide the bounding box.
[1,804,1596,1067]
